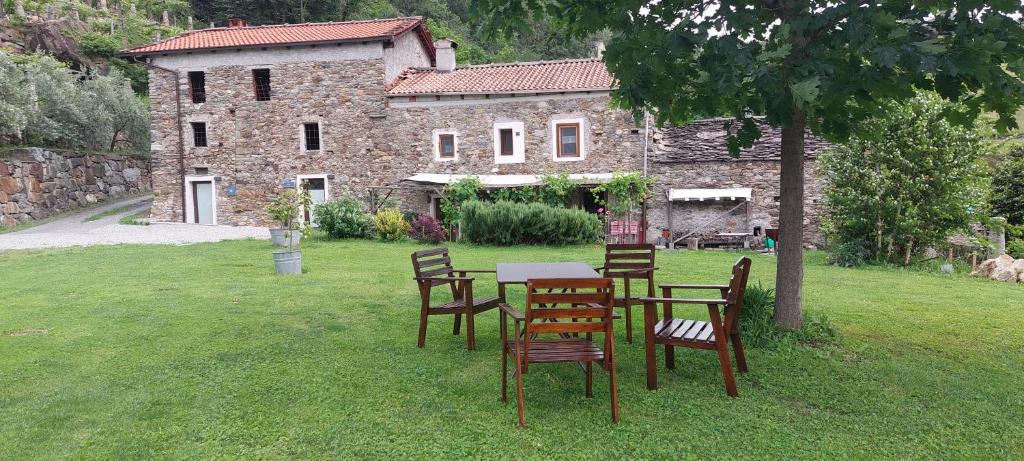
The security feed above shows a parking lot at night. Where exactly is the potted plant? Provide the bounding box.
[266,186,312,275]
[268,189,303,247]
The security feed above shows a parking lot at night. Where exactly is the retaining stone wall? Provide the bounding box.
[0,148,151,226]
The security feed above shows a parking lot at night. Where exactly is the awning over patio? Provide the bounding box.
[403,173,614,188]
[667,188,752,202]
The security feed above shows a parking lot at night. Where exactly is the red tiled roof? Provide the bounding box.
[121,17,426,55]
[386,59,615,95]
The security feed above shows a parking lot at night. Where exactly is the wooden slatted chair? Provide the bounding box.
[596,243,657,343]
[640,257,752,397]
[499,278,619,427]
[411,247,500,351]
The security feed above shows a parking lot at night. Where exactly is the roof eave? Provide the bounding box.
[386,87,616,97]
[118,35,399,58]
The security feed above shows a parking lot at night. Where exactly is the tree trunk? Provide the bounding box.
[774,109,806,330]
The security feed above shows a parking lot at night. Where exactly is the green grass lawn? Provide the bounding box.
[1,240,1022,459]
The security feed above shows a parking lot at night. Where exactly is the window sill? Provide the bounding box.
[552,155,584,162]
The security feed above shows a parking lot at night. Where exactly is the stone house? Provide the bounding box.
[121,16,826,245]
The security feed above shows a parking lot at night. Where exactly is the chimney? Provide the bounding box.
[434,38,457,72]
[593,41,606,59]
[226,18,248,28]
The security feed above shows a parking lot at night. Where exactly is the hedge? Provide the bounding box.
[459,200,602,245]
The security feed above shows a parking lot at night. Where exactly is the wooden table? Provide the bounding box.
[496,262,601,301]
[496,262,604,342]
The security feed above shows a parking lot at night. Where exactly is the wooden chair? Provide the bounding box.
[596,243,656,344]
[640,257,752,397]
[411,248,500,351]
[500,278,619,427]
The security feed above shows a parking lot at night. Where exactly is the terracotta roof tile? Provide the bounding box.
[121,17,423,55]
[653,118,831,162]
[386,59,614,95]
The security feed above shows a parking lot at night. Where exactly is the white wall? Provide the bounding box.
[150,42,384,70]
[383,30,433,84]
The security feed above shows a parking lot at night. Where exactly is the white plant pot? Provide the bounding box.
[273,250,302,275]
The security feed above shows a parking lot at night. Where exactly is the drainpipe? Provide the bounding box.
[642,110,650,177]
[140,60,187,223]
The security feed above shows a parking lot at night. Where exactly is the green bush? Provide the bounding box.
[740,282,838,348]
[740,283,778,348]
[1007,239,1024,259]
[313,196,372,239]
[459,200,602,245]
[827,238,871,267]
[78,33,122,56]
[373,208,411,241]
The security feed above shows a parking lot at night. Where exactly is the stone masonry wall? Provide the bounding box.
[147,52,645,225]
[646,160,825,247]
[147,58,390,225]
[0,148,151,227]
[379,95,645,216]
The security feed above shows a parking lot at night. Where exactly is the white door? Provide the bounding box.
[302,178,327,225]
[192,181,214,225]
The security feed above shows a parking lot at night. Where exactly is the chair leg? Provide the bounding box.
[585,361,593,398]
[501,349,508,402]
[624,304,633,344]
[644,333,657,391]
[515,356,526,427]
[665,345,675,369]
[715,342,739,397]
[417,306,429,348]
[608,355,620,423]
[453,314,462,335]
[465,313,475,351]
[731,332,749,373]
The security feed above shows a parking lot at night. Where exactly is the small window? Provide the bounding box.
[188,71,206,104]
[556,123,580,158]
[303,123,320,151]
[438,134,456,159]
[499,128,514,156]
[253,69,271,101]
[191,122,207,147]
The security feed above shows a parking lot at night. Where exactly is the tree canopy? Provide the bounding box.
[474,0,1024,328]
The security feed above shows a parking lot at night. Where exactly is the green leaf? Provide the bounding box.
[790,77,821,107]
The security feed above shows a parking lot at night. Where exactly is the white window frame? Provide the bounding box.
[299,121,324,152]
[493,121,525,164]
[433,130,459,162]
[296,174,330,226]
[184,175,217,225]
[551,117,586,162]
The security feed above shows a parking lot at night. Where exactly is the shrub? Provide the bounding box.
[821,91,989,265]
[740,283,778,348]
[1007,238,1024,259]
[740,283,838,348]
[374,208,411,241]
[991,147,1024,229]
[460,200,602,245]
[409,215,445,243]
[78,33,122,56]
[313,196,372,239]
[827,238,871,267]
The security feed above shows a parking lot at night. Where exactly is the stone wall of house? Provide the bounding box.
[147,57,391,225]
[0,148,151,227]
[378,94,646,216]
[146,51,645,226]
[646,160,825,247]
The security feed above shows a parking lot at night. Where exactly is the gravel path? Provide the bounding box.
[0,195,269,251]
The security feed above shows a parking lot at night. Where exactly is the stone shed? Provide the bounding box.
[646,118,832,248]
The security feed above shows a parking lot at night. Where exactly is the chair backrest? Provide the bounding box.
[411,247,455,289]
[723,257,753,334]
[523,278,615,363]
[603,243,655,277]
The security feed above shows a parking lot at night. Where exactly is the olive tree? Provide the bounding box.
[474,0,1024,329]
